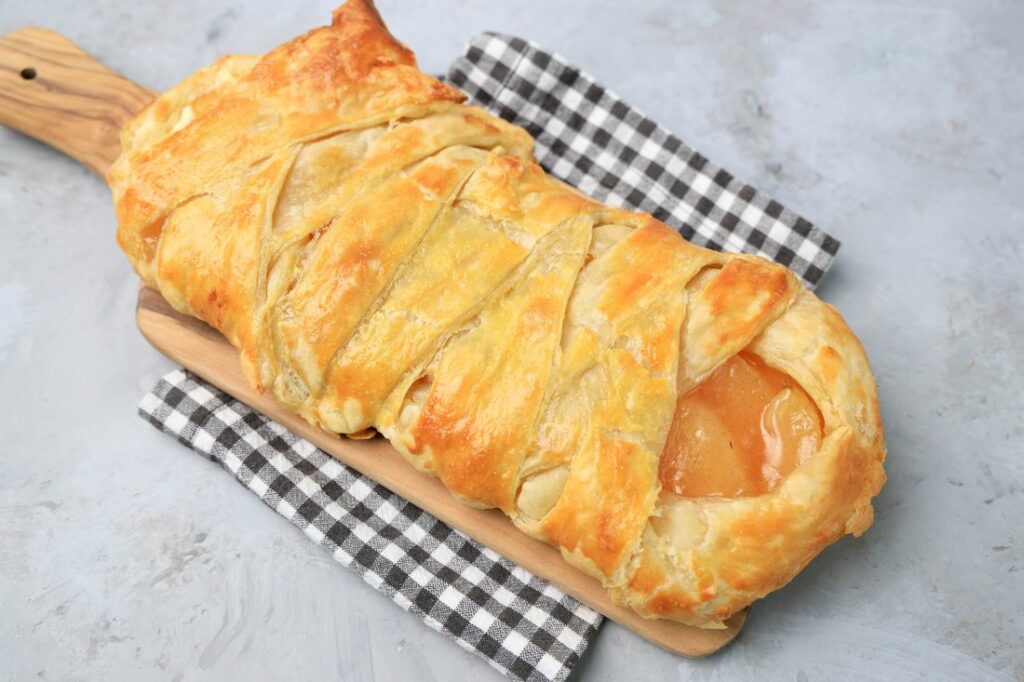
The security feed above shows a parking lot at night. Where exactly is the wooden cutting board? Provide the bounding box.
[0,27,746,656]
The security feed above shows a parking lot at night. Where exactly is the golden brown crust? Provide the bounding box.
[617,289,886,625]
[109,0,886,626]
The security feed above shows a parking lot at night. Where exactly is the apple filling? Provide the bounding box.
[659,352,822,498]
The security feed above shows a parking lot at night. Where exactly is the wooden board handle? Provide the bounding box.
[0,28,154,177]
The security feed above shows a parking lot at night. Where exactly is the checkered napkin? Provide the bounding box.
[139,371,598,681]
[138,35,839,682]
[447,33,839,286]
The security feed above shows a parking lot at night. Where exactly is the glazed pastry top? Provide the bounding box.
[108,0,886,626]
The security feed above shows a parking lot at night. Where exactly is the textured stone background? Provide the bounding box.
[1,1,1021,680]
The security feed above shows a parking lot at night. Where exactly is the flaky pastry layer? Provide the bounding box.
[108,0,886,626]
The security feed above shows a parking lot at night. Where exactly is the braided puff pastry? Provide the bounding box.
[108,0,886,627]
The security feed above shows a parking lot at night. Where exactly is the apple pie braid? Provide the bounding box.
[108,0,886,626]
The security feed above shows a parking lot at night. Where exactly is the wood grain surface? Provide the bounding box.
[0,27,153,176]
[0,26,746,657]
[136,286,747,656]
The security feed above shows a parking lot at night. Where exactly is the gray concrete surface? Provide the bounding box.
[1,1,1021,680]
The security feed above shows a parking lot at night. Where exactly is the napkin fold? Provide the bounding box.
[139,33,838,682]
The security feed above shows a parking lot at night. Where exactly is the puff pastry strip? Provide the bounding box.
[108,0,886,626]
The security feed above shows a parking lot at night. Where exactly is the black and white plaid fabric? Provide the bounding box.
[447,33,839,287]
[140,370,601,682]
[138,34,842,682]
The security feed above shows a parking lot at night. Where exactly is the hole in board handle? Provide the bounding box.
[20,67,37,80]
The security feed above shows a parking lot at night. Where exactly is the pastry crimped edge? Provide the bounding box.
[616,289,886,626]
[107,0,886,627]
